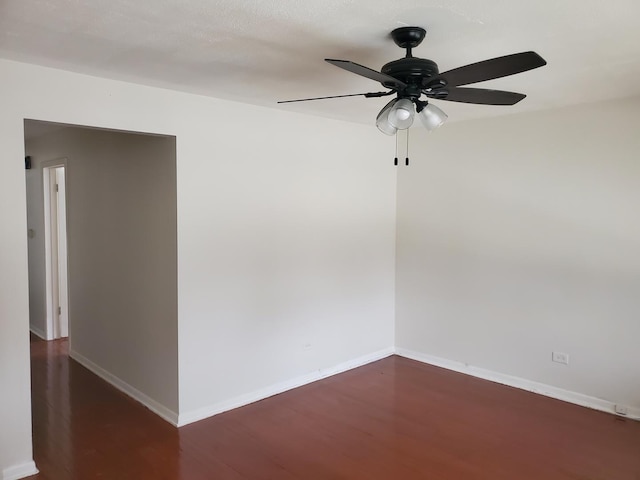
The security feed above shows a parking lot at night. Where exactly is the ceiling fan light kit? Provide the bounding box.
[418,103,448,131]
[279,26,547,163]
[388,98,415,130]
[376,99,399,136]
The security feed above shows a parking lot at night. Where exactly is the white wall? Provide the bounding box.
[24,126,179,416]
[25,159,47,338]
[0,113,35,480]
[176,110,397,422]
[396,97,640,411]
[0,58,396,474]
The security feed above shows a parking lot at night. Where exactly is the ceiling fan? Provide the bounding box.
[279,26,547,136]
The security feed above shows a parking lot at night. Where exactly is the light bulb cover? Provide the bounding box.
[376,99,398,136]
[388,98,415,130]
[418,103,448,131]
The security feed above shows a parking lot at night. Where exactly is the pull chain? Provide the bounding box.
[394,131,398,166]
[392,130,411,166]
[405,128,410,166]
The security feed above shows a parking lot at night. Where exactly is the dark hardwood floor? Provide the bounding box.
[29,335,640,479]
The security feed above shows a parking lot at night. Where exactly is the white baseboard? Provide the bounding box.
[69,349,179,426]
[178,346,395,427]
[3,461,38,480]
[395,348,640,421]
[29,325,47,340]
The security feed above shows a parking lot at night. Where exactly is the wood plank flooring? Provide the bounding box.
[29,335,640,479]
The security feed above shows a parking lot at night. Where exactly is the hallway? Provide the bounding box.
[29,335,179,479]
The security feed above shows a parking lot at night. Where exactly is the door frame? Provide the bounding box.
[42,158,69,340]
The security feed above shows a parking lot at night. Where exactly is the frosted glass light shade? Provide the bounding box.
[376,99,398,136]
[388,99,415,130]
[419,103,448,131]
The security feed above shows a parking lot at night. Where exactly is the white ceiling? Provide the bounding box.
[3,0,640,126]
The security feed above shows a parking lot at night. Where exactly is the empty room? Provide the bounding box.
[1,1,639,479]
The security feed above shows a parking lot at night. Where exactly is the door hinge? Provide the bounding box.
[58,306,61,315]
[55,183,59,192]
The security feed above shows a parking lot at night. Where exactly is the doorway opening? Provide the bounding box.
[24,118,179,475]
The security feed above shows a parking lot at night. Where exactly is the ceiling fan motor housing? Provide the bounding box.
[381,58,440,94]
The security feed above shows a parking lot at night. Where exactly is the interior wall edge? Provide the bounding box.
[69,349,179,427]
[177,346,395,427]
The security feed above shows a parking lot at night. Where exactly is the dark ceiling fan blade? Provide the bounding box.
[325,59,407,89]
[278,91,393,104]
[436,51,547,87]
[429,87,526,105]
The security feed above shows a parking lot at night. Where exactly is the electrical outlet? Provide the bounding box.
[552,351,569,365]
